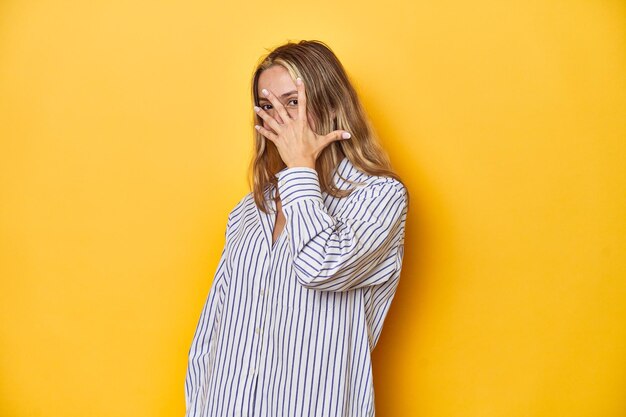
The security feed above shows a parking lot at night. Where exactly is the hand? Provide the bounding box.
[253,77,352,169]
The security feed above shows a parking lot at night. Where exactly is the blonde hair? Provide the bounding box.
[248,39,409,214]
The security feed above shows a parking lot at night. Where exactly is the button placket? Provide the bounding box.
[249,234,278,417]
[247,238,273,417]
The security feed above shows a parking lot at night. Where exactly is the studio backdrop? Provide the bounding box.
[0,1,624,416]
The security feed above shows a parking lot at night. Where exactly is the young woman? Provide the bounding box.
[185,39,410,417]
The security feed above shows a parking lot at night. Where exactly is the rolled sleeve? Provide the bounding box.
[275,166,323,207]
[274,164,408,292]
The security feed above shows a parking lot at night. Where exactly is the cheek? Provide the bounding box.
[261,110,273,126]
[287,108,298,119]
[263,119,274,132]
[264,117,275,129]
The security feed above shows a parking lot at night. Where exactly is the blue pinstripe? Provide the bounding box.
[185,157,407,417]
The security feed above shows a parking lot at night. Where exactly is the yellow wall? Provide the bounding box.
[1,1,624,416]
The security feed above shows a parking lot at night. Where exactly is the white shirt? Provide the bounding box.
[185,156,408,417]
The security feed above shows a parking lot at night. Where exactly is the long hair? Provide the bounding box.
[248,39,409,214]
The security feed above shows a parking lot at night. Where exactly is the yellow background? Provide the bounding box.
[1,1,624,416]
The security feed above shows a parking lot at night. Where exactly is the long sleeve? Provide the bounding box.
[276,166,407,292]
[184,215,231,417]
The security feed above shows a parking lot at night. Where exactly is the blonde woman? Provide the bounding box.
[185,39,410,417]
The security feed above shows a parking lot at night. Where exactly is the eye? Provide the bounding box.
[288,99,298,106]
[261,104,272,111]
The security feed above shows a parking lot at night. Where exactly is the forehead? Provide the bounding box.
[257,65,296,95]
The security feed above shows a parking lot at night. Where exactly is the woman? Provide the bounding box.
[185,40,410,417]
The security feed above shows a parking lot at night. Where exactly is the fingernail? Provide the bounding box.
[342,132,351,139]
[296,77,302,85]
[254,106,261,112]
[255,125,261,130]
[262,89,269,96]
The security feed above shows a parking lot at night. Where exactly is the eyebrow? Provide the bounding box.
[257,90,298,102]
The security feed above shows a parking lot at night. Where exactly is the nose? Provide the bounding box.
[273,111,285,124]
[265,110,288,128]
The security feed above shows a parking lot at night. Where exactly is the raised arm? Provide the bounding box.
[184,214,231,417]
[277,167,407,292]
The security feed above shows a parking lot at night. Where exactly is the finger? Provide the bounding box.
[323,130,352,145]
[296,77,306,121]
[261,88,291,125]
[255,124,279,143]
[254,106,283,134]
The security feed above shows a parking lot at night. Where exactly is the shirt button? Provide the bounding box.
[260,288,265,296]
[279,179,285,186]
[255,327,262,334]
[249,368,256,376]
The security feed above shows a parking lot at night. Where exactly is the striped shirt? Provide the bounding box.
[184,156,408,417]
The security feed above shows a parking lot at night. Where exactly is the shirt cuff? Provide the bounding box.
[275,166,323,207]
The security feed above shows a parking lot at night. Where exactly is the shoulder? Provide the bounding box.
[335,176,407,224]
[337,156,406,198]
[346,175,407,204]
[226,191,254,223]
[222,192,254,243]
